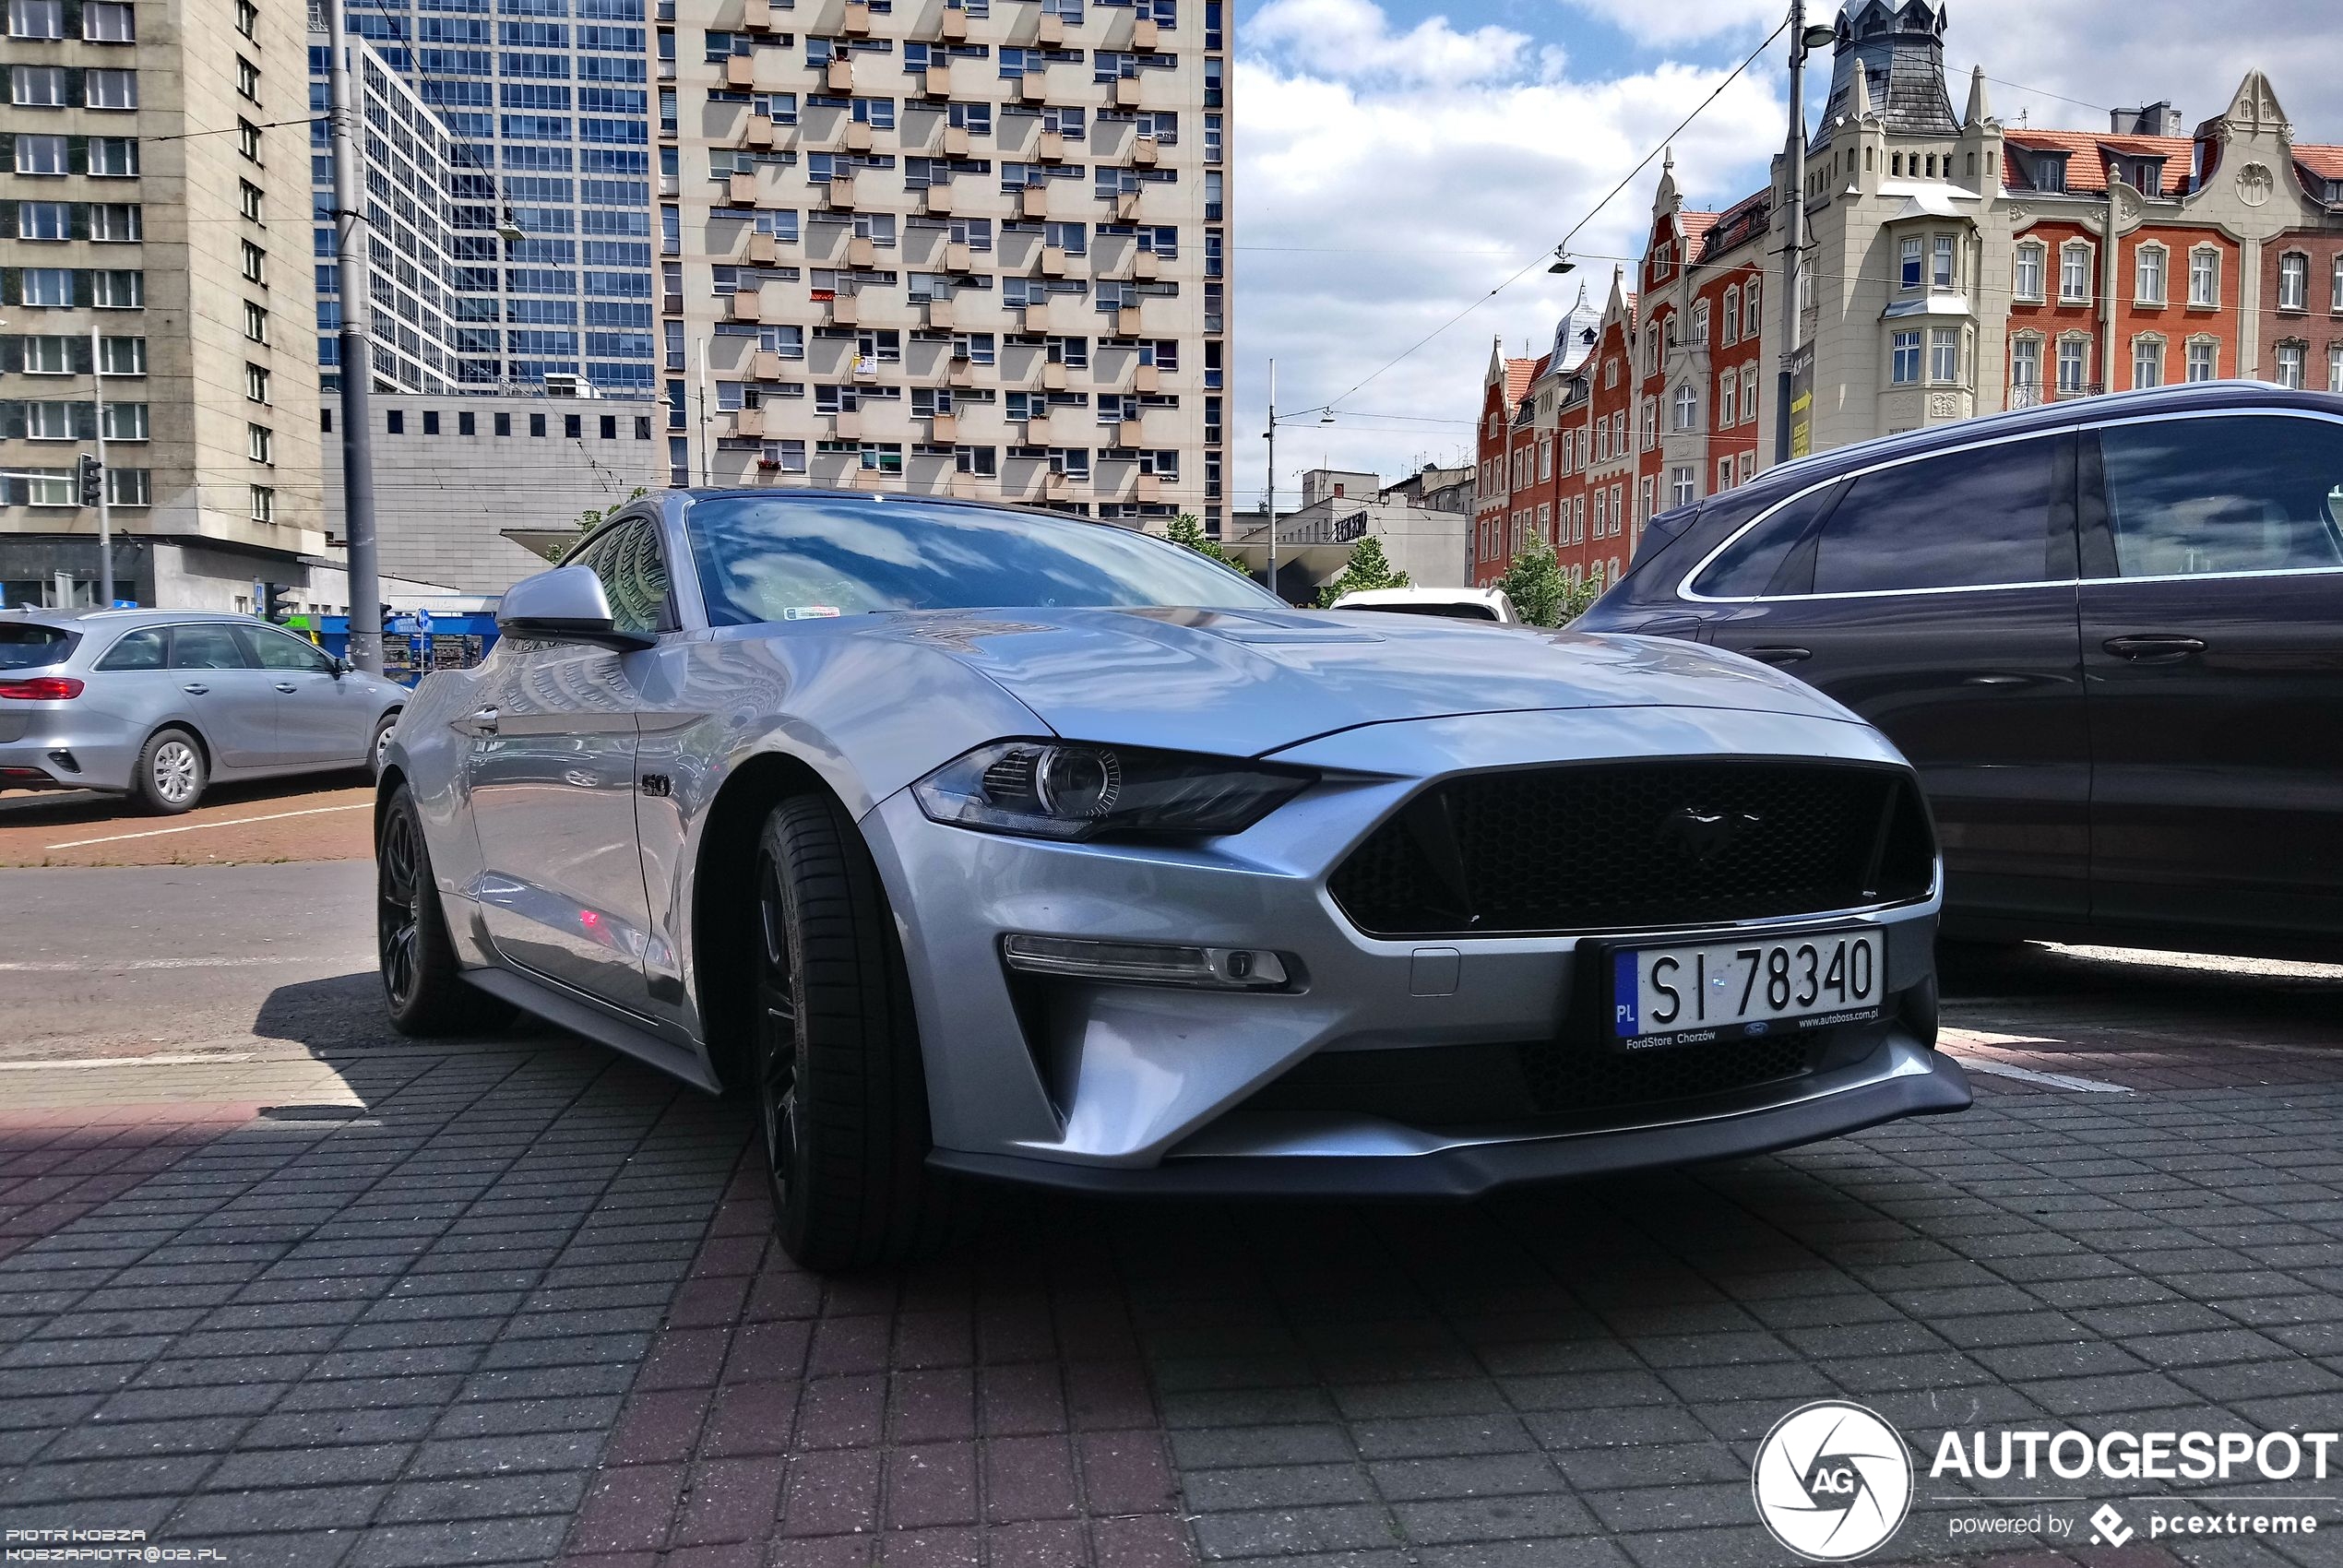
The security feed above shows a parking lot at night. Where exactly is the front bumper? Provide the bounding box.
[860,704,1961,1193]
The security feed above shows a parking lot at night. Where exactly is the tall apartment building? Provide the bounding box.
[660,0,1230,529]
[333,0,658,391]
[2,0,325,609]
[1471,0,2343,593]
[309,18,463,393]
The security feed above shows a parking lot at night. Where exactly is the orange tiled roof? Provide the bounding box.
[1678,211,1719,252]
[2294,144,2343,183]
[2002,129,2192,196]
[1503,356,1539,404]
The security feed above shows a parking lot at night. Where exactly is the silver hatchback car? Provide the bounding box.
[0,608,410,814]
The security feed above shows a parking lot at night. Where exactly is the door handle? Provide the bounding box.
[470,707,500,735]
[181,683,209,695]
[274,682,298,694]
[1742,646,1813,665]
[1962,673,2034,686]
[2102,634,2206,661]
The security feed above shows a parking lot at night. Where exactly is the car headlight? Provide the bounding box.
[912,740,1313,841]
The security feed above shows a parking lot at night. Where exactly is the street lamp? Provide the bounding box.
[1775,0,1839,464]
[1547,246,1576,276]
[1261,356,1337,603]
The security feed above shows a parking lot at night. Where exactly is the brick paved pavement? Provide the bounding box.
[6,863,2343,1567]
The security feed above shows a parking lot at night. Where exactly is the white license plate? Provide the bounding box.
[1611,931,1881,1049]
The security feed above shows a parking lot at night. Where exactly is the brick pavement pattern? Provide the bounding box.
[6,996,2343,1563]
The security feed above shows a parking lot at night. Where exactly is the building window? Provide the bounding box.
[250,485,274,523]
[234,55,259,102]
[8,0,65,37]
[2056,337,2090,394]
[2131,337,2163,389]
[248,424,273,464]
[2013,242,2044,303]
[1890,329,1921,385]
[1720,286,1740,346]
[245,363,270,403]
[239,180,263,222]
[1691,301,1709,344]
[80,0,133,40]
[2275,341,2306,389]
[2059,242,2091,303]
[240,241,266,285]
[2189,246,2219,307]
[1928,327,1959,384]
[1899,235,1921,290]
[2185,339,2217,382]
[1670,467,1695,508]
[1931,233,1955,288]
[2330,344,2343,392]
[244,301,268,342]
[83,67,136,108]
[2135,244,2165,305]
[235,0,255,34]
[1671,384,1696,431]
[11,64,66,104]
[2333,255,2343,313]
[237,118,262,161]
[2011,337,2043,404]
[1742,279,1760,339]
[2278,253,2309,312]
[1719,374,1737,428]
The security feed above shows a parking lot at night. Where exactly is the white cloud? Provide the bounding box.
[1555,0,1781,48]
[1231,10,1785,532]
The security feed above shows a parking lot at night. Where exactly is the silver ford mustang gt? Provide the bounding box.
[375,490,1969,1268]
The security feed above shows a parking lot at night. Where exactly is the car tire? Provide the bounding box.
[754,791,954,1271]
[367,709,400,782]
[376,782,514,1038]
[133,727,207,815]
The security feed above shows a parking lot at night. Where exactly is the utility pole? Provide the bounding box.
[696,337,712,486]
[89,325,113,606]
[1263,357,1277,600]
[1775,0,1832,466]
[327,0,383,673]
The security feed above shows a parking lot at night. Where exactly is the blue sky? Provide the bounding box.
[1225,0,2343,511]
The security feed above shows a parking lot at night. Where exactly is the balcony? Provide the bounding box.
[1036,12,1063,42]
[1045,471,1076,501]
[826,57,854,92]
[1134,362,1159,394]
[844,120,874,153]
[852,354,881,383]
[842,0,871,33]
[944,241,972,272]
[1136,472,1166,503]
[820,174,858,210]
[948,355,976,387]
[848,235,877,268]
[725,53,755,89]
[941,125,969,158]
[922,184,957,216]
[917,61,956,97]
[928,411,957,441]
[1132,134,1159,167]
[1133,249,1160,280]
[939,6,966,39]
[827,411,862,439]
[1018,72,1048,104]
[743,0,783,28]
[1041,360,1068,390]
[731,407,767,438]
[1131,16,1157,47]
[753,350,784,380]
[1019,186,1047,220]
[730,291,766,322]
[1039,244,1068,278]
[1112,191,1140,222]
[729,171,758,206]
[2007,382,2048,410]
[744,113,779,148]
[923,297,956,328]
[746,232,779,265]
[1112,76,1139,108]
[824,293,860,326]
[1037,130,1067,163]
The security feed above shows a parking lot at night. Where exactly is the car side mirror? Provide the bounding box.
[331,653,352,677]
[495,567,657,651]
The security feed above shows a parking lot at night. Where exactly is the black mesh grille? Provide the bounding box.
[1518,1033,1819,1116]
[1329,761,1933,938]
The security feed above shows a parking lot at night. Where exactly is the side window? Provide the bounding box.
[1813,437,2061,594]
[95,628,166,671]
[1691,482,1845,598]
[167,624,254,670]
[576,518,672,636]
[240,625,335,672]
[2099,415,2343,577]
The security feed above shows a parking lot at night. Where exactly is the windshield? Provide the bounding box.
[0,624,77,670]
[685,495,1281,626]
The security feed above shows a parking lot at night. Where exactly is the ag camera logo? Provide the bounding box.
[1753,1400,1914,1561]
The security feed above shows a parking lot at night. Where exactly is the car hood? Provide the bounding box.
[851,606,1854,757]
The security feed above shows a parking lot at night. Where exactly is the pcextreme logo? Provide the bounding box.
[1751,1400,1915,1562]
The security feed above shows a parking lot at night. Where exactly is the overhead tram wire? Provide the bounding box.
[1324,12,1792,412]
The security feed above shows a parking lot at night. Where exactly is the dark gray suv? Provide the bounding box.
[1576,382,2343,961]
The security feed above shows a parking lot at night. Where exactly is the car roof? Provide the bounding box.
[0,608,262,630]
[660,487,1088,522]
[1334,587,1507,607]
[1729,381,2341,508]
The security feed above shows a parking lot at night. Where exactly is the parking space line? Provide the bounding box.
[0,954,350,971]
[44,802,370,849]
[0,1052,256,1070]
[1950,1055,2135,1093]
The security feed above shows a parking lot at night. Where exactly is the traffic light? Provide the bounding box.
[261,583,296,624]
[75,454,102,507]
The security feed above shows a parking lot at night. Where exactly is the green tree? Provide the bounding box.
[546,487,650,560]
[1165,511,1243,574]
[1496,540,1610,627]
[1315,536,1411,607]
